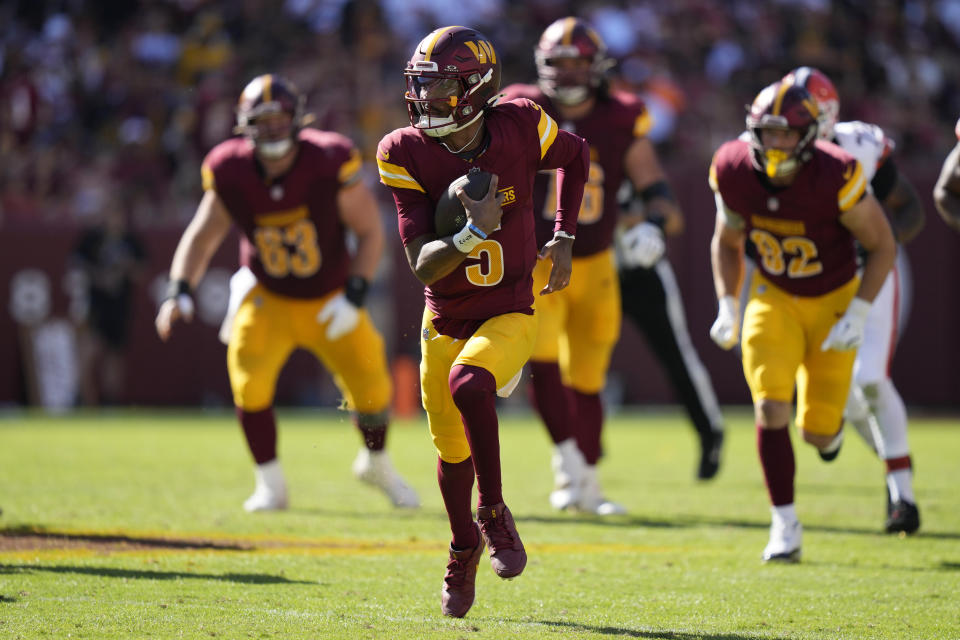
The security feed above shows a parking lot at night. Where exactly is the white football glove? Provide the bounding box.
[621,222,665,268]
[821,297,871,352]
[709,295,740,350]
[317,293,360,341]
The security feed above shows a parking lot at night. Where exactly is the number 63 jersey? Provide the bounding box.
[201,128,360,299]
[709,138,867,296]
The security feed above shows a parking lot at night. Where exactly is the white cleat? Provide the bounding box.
[243,486,288,512]
[550,438,586,510]
[575,464,627,516]
[763,518,802,563]
[244,459,288,512]
[353,449,421,508]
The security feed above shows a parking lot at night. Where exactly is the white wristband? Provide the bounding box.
[452,225,484,253]
[846,297,872,321]
[718,295,737,316]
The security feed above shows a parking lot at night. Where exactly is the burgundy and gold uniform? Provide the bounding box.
[710,138,868,434]
[203,129,391,414]
[202,128,359,299]
[499,84,650,392]
[501,84,650,255]
[378,98,588,461]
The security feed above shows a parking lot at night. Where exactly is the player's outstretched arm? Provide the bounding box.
[624,138,684,236]
[709,211,745,350]
[537,235,573,294]
[841,193,896,304]
[155,190,232,341]
[338,181,384,282]
[933,142,960,232]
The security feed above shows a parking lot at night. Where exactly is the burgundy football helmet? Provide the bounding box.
[234,74,308,158]
[746,80,820,178]
[783,66,840,140]
[404,26,501,137]
[535,17,614,106]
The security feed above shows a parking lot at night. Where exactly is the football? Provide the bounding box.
[434,168,494,237]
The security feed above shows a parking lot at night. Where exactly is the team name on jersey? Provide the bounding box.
[498,185,516,206]
[750,214,805,236]
[255,206,309,227]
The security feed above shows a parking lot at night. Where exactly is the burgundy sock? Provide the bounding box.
[237,406,277,465]
[355,416,387,451]
[528,360,575,444]
[572,390,603,465]
[449,364,503,507]
[885,455,912,473]
[757,424,795,506]
[438,457,479,550]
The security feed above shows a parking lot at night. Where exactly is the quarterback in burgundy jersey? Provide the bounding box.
[377,26,587,618]
[709,80,895,563]
[500,18,725,511]
[156,74,419,513]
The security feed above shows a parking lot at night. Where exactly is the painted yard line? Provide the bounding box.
[0,526,686,559]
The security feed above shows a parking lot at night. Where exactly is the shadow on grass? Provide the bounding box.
[520,620,789,639]
[519,514,960,540]
[0,563,315,584]
[0,525,252,551]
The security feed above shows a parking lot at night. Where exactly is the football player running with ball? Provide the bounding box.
[786,67,925,534]
[709,80,895,562]
[155,74,419,513]
[501,18,725,515]
[377,26,588,617]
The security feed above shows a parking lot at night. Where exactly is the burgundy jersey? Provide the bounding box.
[500,84,651,256]
[377,98,588,327]
[709,139,867,297]
[201,128,362,299]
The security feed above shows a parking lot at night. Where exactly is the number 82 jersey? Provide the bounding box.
[709,138,867,297]
[201,128,361,299]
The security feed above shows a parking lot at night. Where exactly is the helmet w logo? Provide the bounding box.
[464,40,497,64]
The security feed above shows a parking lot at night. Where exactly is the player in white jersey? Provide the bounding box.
[785,67,925,534]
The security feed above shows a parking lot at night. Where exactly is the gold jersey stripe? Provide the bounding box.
[255,205,308,227]
[838,161,866,211]
[338,149,363,185]
[377,158,425,193]
[633,110,653,138]
[536,104,558,160]
[201,164,216,192]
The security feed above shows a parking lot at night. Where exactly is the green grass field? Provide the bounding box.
[1,408,958,639]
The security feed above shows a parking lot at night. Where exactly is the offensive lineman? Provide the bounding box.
[501,18,725,516]
[156,75,419,512]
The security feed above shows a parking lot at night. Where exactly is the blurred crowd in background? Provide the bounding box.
[3,0,960,232]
